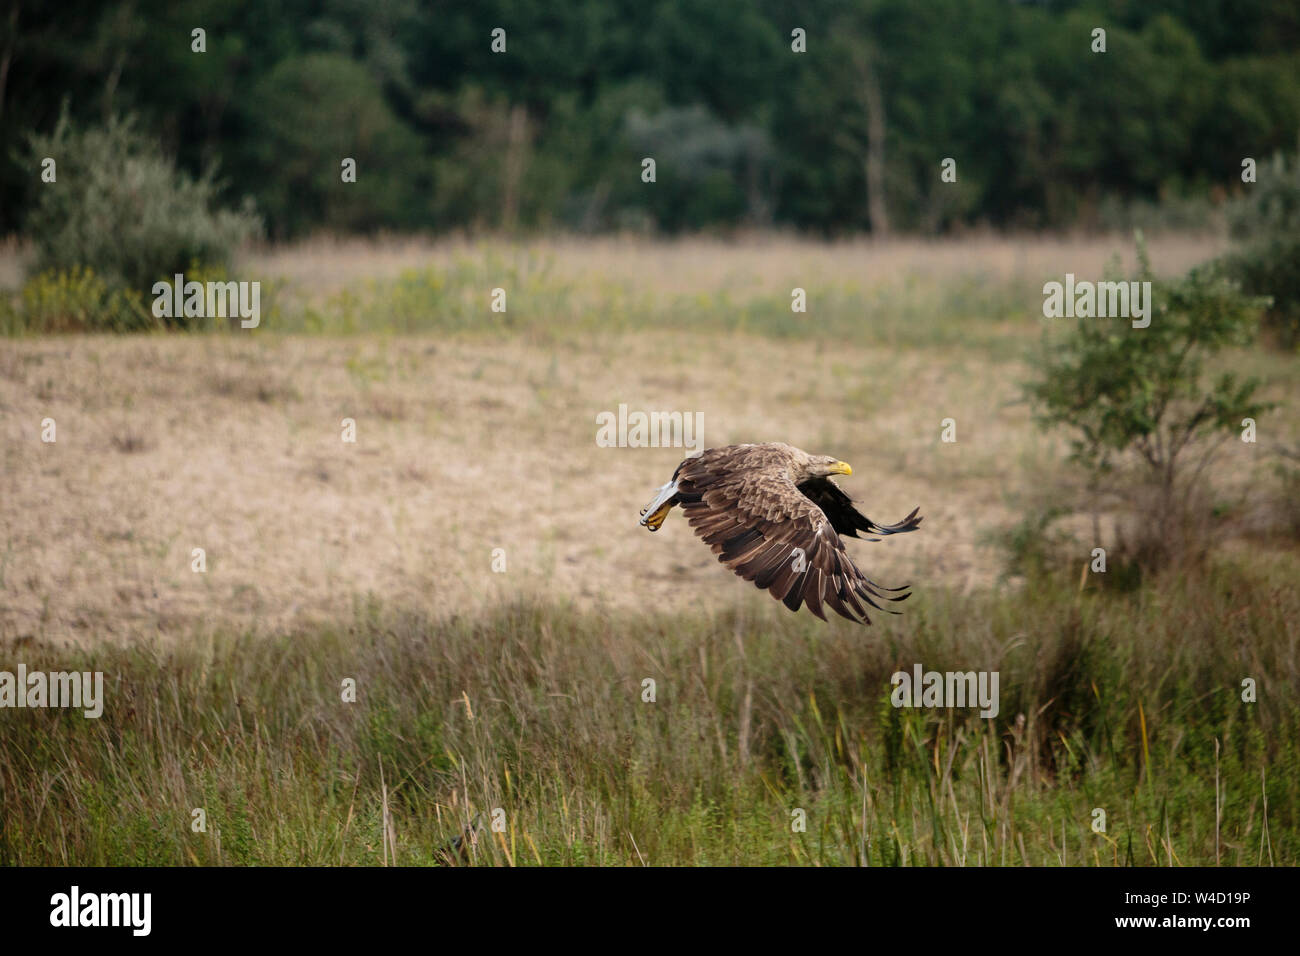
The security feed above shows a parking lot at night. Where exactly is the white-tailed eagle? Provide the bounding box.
[639,443,922,624]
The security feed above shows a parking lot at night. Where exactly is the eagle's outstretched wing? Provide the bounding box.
[672,450,913,624]
[796,477,923,540]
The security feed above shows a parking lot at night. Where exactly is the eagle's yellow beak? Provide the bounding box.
[831,461,853,476]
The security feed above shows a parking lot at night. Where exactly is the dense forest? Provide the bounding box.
[3,0,1299,238]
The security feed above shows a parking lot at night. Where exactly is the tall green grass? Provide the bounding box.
[2,554,1295,866]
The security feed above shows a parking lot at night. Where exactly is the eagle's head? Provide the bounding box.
[799,453,853,480]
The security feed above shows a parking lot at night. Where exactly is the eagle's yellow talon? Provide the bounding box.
[644,502,671,531]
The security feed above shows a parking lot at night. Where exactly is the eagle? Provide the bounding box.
[639,443,922,624]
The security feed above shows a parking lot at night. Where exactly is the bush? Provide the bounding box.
[1220,150,1300,349]
[17,266,155,333]
[1024,236,1271,569]
[1276,448,1300,541]
[21,110,260,300]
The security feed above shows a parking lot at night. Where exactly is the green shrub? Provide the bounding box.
[1276,451,1300,541]
[1024,236,1271,568]
[21,110,260,301]
[1220,150,1300,349]
[0,290,18,336]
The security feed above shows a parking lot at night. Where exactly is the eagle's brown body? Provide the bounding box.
[639,443,922,624]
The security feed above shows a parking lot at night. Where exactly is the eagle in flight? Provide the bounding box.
[639,443,922,624]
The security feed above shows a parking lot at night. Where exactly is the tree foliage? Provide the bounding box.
[1,0,1298,236]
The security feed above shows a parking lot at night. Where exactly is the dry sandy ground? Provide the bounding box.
[1,332,1019,644]
[4,233,1270,646]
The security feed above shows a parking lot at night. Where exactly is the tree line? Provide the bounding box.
[2,0,1298,238]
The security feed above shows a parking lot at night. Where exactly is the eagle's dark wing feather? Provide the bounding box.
[796,477,923,540]
[673,450,910,625]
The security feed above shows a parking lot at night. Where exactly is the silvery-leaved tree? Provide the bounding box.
[22,108,260,329]
[1025,237,1272,568]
